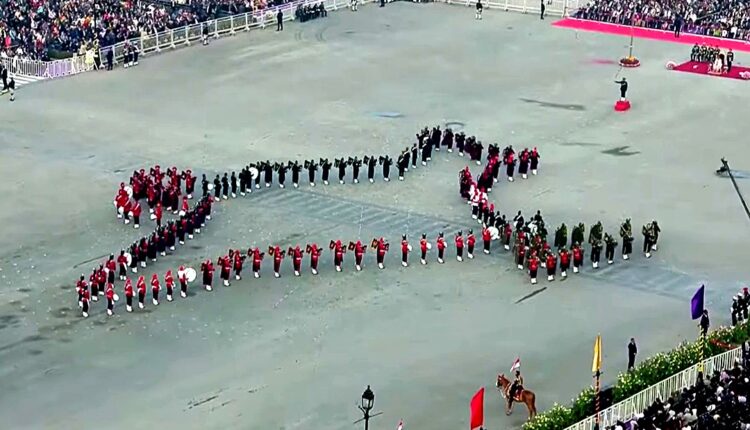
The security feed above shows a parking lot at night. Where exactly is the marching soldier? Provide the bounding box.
[305,160,318,186]
[530,147,540,175]
[137,275,147,309]
[410,144,419,169]
[401,235,411,267]
[350,157,362,184]
[250,247,263,278]
[518,149,530,179]
[515,238,526,270]
[165,270,175,302]
[230,172,238,197]
[375,237,389,269]
[619,219,633,260]
[239,167,249,196]
[221,173,230,198]
[588,221,603,269]
[572,243,583,273]
[642,222,654,258]
[503,222,513,251]
[124,278,134,312]
[420,233,430,264]
[546,251,557,281]
[234,250,246,280]
[455,231,465,262]
[151,273,161,306]
[332,240,346,272]
[380,156,393,182]
[366,156,378,183]
[528,253,540,284]
[271,245,284,278]
[336,158,348,184]
[397,152,407,181]
[213,175,222,200]
[350,240,365,271]
[482,225,492,254]
[466,229,476,259]
[321,158,332,185]
[559,247,570,278]
[505,151,516,182]
[436,232,447,263]
[291,161,302,188]
[262,161,273,188]
[604,233,618,265]
[651,220,661,252]
[81,288,91,318]
[178,265,188,298]
[571,223,585,249]
[554,223,567,250]
[117,250,128,281]
[201,259,214,290]
[307,243,322,275]
[105,282,115,316]
[220,253,232,285]
[277,163,288,189]
[289,246,304,276]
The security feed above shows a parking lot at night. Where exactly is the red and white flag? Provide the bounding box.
[397,419,403,430]
[510,357,521,372]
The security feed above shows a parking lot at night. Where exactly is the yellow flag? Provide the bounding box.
[592,334,602,373]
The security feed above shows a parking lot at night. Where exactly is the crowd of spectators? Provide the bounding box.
[0,0,292,61]
[575,0,750,42]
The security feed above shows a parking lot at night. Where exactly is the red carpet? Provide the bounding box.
[553,18,750,53]
[671,60,750,80]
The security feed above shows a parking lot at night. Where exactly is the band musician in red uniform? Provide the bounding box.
[289,245,304,276]
[306,243,322,275]
[400,235,411,267]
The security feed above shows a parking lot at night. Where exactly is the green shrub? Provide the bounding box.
[522,321,750,430]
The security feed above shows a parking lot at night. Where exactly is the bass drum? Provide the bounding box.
[185,268,197,283]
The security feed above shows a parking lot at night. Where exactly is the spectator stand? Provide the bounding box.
[2,0,368,86]
[562,346,743,430]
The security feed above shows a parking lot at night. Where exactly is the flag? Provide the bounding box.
[510,357,521,372]
[396,420,403,430]
[470,387,484,430]
[592,334,602,373]
[691,285,705,320]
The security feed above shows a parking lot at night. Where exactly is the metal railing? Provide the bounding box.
[563,346,743,430]
[442,0,579,18]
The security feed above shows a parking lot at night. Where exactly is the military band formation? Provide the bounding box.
[76,125,659,318]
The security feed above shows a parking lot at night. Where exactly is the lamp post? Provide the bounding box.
[359,385,375,430]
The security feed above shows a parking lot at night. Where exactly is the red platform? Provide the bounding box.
[614,100,631,111]
[671,60,750,81]
[553,18,750,53]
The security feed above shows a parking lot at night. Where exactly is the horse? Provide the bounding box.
[496,374,537,420]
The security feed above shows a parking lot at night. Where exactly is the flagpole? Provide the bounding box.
[594,369,601,429]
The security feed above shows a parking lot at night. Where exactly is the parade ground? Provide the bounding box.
[1,3,748,430]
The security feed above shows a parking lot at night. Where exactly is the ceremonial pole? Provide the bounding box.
[691,285,706,373]
[592,334,603,428]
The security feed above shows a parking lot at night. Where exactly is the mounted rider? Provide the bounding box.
[507,370,525,411]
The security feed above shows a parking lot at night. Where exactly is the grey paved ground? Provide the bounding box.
[1,3,748,430]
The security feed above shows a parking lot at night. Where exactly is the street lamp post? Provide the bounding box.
[359,385,375,430]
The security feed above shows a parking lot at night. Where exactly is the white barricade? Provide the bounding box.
[563,346,743,430]
[443,0,579,18]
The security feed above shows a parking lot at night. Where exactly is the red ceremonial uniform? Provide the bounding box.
[165,270,175,299]
[234,252,245,279]
[482,227,492,254]
[308,244,321,274]
[376,238,388,268]
[272,246,283,276]
[201,259,215,289]
[467,232,476,257]
[136,276,147,308]
[529,256,539,283]
[436,235,447,262]
[503,223,513,249]
[151,273,160,304]
[401,239,410,266]
[251,248,263,277]
[420,237,429,263]
[354,241,365,269]
[334,241,345,270]
[559,249,571,274]
[572,246,583,270]
[291,247,303,275]
[546,253,557,280]
[455,235,464,260]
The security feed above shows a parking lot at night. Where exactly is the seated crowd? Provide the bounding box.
[0,0,290,61]
[295,2,327,21]
[575,0,750,41]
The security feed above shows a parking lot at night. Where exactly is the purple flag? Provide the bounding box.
[691,285,705,320]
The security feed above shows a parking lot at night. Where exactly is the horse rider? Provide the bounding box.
[507,370,524,413]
